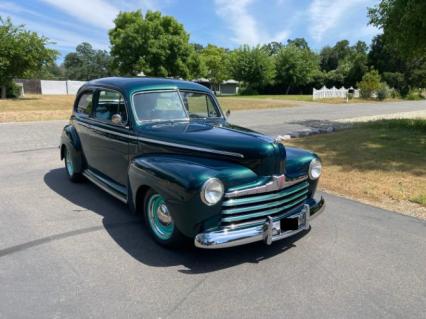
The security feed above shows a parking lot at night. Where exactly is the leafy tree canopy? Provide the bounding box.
[229,45,274,90]
[275,44,320,93]
[64,42,111,80]
[0,17,57,92]
[109,10,192,78]
[368,0,426,59]
[200,44,229,88]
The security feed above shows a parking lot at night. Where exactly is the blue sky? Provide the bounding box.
[0,0,381,61]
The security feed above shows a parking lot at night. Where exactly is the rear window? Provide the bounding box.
[94,90,127,123]
[76,92,93,116]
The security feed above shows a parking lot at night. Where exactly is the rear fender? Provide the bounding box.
[60,124,83,173]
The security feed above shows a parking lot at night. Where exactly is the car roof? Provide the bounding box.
[84,77,212,96]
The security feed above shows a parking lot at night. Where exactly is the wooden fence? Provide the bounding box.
[313,86,360,100]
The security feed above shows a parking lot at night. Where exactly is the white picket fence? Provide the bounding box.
[40,80,86,95]
[313,86,360,100]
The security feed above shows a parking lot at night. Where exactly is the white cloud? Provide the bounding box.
[308,0,370,42]
[214,0,289,46]
[0,2,107,50]
[40,0,119,29]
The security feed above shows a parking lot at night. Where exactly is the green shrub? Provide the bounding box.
[406,89,423,100]
[357,69,381,99]
[6,81,21,98]
[376,83,390,101]
[389,88,400,99]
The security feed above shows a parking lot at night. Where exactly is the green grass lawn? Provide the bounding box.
[286,119,426,219]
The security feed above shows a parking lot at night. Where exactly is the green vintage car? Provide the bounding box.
[60,77,325,249]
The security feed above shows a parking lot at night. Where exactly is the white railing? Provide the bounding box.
[313,86,360,100]
[40,80,86,95]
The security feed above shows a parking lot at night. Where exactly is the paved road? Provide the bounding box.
[0,102,425,318]
[231,99,426,136]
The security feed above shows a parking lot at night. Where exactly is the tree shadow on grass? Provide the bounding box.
[44,168,309,274]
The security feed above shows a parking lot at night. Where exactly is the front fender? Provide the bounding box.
[285,146,320,196]
[128,154,258,237]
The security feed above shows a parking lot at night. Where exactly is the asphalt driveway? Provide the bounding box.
[0,101,425,318]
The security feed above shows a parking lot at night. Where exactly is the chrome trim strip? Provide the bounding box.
[221,196,308,223]
[75,119,244,158]
[82,170,127,203]
[221,202,305,229]
[222,189,309,215]
[195,204,314,249]
[225,175,308,198]
[136,136,244,158]
[223,181,309,207]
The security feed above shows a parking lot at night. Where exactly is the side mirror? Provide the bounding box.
[225,109,231,118]
[111,113,123,125]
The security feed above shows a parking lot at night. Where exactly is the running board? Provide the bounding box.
[82,169,127,203]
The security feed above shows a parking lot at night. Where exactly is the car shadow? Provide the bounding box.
[44,168,310,274]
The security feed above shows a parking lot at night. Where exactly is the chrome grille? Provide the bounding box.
[221,180,309,226]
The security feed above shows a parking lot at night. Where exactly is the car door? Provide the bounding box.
[74,89,98,167]
[88,89,130,187]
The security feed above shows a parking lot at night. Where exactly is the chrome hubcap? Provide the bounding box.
[157,203,172,225]
[147,194,174,240]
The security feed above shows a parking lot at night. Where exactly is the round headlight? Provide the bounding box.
[309,158,322,180]
[201,178,224,206]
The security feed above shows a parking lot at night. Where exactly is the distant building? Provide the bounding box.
[193,78,239,95]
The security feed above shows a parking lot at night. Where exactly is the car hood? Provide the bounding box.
[135,120,286,176]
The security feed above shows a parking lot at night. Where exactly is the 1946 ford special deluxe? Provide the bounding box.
[60,77,325,249]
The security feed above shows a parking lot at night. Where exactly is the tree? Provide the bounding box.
[319,40,368,88]
[368,0,426,59]
[287,38,309,50]
[109,10,192,78]
[187,48,207,80]
[262,41,283,56]
[274,44,320,94]
[229,45,274,92]
[320,40,351,72]
[200,45,229,90]
[0,17,57,98]
[64,42,111,80]
[357,69,382,98]
[368,34,425,94]
[31,62,65,80]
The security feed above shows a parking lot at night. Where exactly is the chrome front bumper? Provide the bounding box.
[194,197,325,249]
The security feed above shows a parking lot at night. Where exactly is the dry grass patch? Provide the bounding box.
[286,119,426,219]
[0,95,73,122]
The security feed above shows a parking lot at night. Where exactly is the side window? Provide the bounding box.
[180,92,220,118]
[94,90,127,124]
[76,92,93,117]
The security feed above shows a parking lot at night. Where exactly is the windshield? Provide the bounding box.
[133,91,189,122]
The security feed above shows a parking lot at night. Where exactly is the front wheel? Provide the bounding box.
[143,189,188,248]
[64,146,83,182]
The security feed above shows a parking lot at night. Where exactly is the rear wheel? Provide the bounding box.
[64,146,83,182]
[143,189,188,248]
